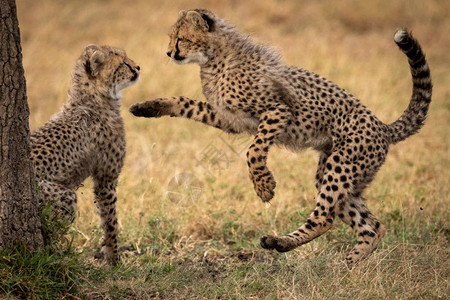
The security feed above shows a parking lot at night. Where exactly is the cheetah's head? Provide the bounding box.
[78,45,140,100]
[166,9,216,66]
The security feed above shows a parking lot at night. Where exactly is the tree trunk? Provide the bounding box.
[0,0,43,250]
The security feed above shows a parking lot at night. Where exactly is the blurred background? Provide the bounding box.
[17,0,449,277]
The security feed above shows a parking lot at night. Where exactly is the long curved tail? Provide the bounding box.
[385,29,432,144]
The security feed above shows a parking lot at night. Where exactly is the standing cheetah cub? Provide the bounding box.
[31,45,140,264]
[130,9,431,266]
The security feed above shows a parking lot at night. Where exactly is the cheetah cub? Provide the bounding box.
[31,45,140,265]
[130,9,431,267]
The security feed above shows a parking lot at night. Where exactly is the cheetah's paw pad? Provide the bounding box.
[260,235,292,253]
[129,99,165,118]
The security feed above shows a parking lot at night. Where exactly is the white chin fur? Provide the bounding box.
[170,58,188,65]
[111,76,139,99]
[171,53,208,65]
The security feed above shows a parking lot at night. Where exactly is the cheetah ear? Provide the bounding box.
[88,50,105,77]
[186,11,210,31]
[179,10,187,17]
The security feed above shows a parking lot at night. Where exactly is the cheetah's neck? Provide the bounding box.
[67,73,122,115]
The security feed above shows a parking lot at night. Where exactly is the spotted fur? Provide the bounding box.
[31,45,140,265]
[130,9,431,267]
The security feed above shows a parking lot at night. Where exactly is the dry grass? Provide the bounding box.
[15,0,450,298]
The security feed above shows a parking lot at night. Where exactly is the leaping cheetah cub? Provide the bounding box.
[130,9,431,266]
[31,45,140,264]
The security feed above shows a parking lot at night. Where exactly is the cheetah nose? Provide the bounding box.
[136,66,140,71]
[166,51,172,58]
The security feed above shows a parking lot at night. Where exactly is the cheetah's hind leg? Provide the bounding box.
[260,157,349,252]
[37,179,77,221]
[36,180,77,245]
[260,191,337,252]
[337,195,386,268]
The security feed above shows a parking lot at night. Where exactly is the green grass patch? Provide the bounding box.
[0,244,82,299]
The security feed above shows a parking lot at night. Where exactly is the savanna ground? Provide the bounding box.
[2,0,449,299]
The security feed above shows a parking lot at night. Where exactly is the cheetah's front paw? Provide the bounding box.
[95,248,120,266]
[129,99,169,118]
[250,168,276,202]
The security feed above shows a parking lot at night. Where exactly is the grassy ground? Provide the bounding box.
[4,0,449,298]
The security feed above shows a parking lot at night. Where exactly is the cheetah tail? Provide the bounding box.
[385,29,432,145]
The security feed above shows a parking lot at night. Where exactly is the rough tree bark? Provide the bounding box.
[0,0,43,250]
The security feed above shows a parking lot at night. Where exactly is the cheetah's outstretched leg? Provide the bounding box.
[131,97,293,202]
[260,190,338,252]
[337,196,386,268]
[93,177,120,265]
[129,97,243,134]
[260,156,347,252]
[37,179,77,220]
